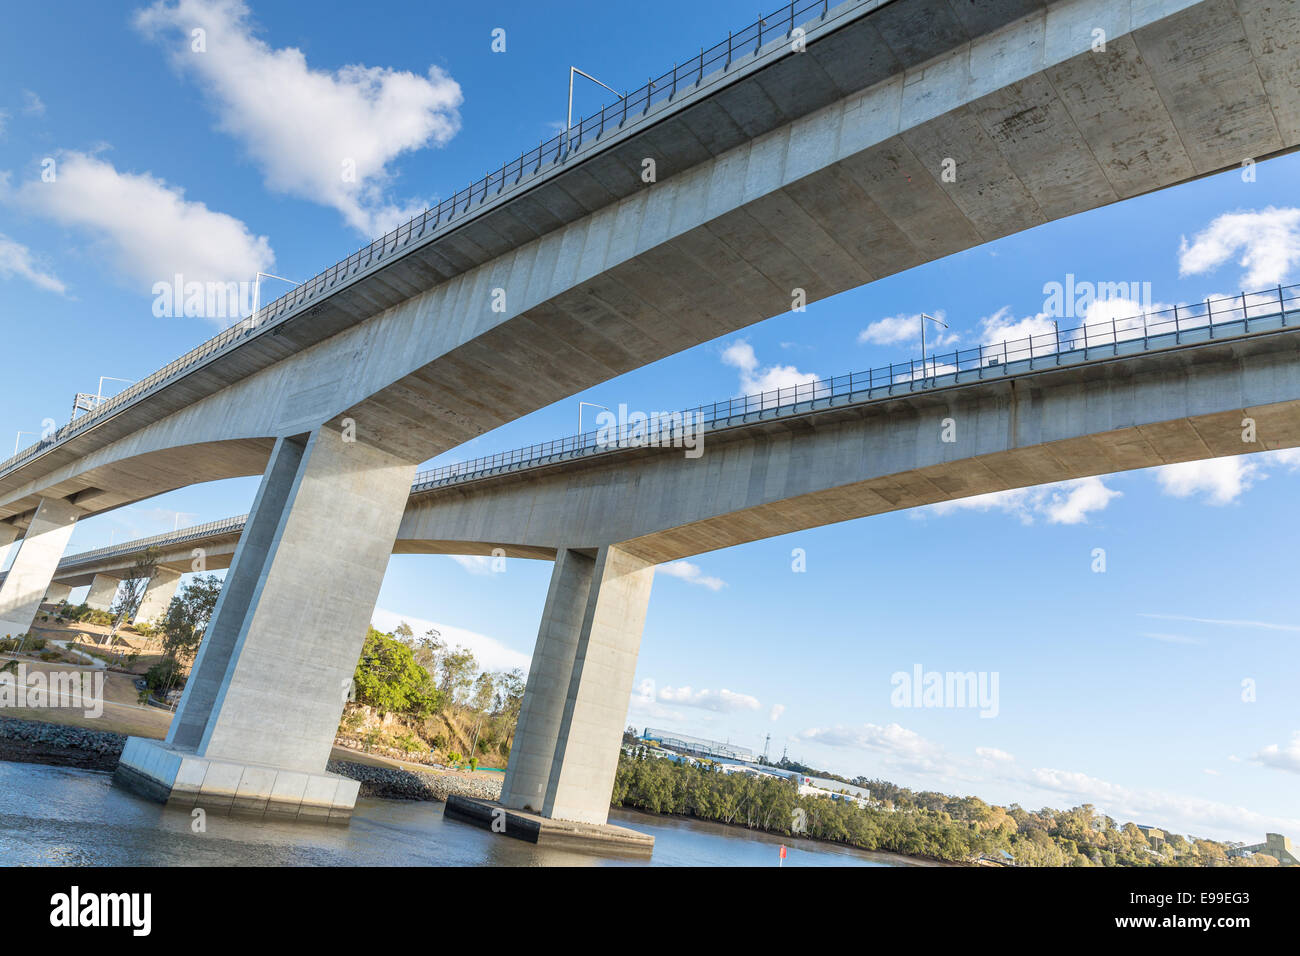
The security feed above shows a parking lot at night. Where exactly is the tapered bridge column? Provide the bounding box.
[133,567,182,624]
[0,524,20,572]
[43,583,72,605]
[85,574,121,611]
[115,426,417,821]
[0,498,81,638]
[501,544,654,825]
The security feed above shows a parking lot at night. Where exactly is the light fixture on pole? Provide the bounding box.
[96,376,134,403]
[13,431,36,456]
[578,401,609,435]
[566,67,622,153]
[919,312,948,383]
[250,272,301,321]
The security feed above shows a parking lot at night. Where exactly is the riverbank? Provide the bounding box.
[0,715,502,803]
[610,804,960,867]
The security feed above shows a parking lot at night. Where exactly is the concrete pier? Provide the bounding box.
[115,426,417,819]
[444,794,654,855]
[134,567,182,625]
[43,583,72,605]
[0,498,80,637]
[85,574,121,612]
[500,545,654,826]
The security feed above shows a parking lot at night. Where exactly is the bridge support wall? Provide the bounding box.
[501,545,654,825]
[115,426,417,821]
[43,583,72,605]
[0,525,19,573]
[85,574,121,612]
[0,498,80,637]
[134,567,182,625]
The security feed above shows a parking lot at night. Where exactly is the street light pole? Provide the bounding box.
[919,312,948,383]
[578,401,610,435]
[95,376,135,404]
[567,67,622,152]
[250,272,301,321]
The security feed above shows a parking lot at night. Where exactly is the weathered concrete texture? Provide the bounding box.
[444,794,655,855]
[501,549,597,812]
[85,574,121,612]
[399,327,1300,562]
[499,546,654,826]
[0,524,19,573]
[115,737,358,822]
[4,0,1296,528]
[133,566,182,624]
[174,426,417,775]
[0,498,80,637]
[43,583,72,605]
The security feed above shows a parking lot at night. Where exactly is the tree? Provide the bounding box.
[158,574,222,663]
[110,547,161,631]
[352,627,442,717]
[437,645,478,705]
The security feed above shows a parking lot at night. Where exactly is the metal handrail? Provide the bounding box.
[0,0,863,482]
[59,514,249,567]
[53,281,1299,563]
[411,283,1300,488]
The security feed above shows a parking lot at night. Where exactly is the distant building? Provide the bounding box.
[641,728,754,762]
[1237,833,1298,866]
[1136,825,1166,849]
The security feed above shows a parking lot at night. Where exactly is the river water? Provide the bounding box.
[0,760,910,867]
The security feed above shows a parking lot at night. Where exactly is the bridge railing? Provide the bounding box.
[57,282,1300,561]
[0,0,871,483]
[412,282,1300,489]
[59,515,249,568]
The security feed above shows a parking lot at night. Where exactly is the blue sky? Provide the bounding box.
[2,0,1299,842]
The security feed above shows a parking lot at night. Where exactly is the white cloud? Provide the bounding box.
[135,0,462,237]
[658,559,726,591]
[979,306,1057,347]
[0,233,65,294]
[1153,449,1300,506]
[975,747,1015,762]
[1154,456,1258,505]
[1253,732,1300,775]
[1025,766,1300,842]
[658,685,761,713]
[769,704,785,721]
[721,339,820,400]
[371,607,529,674]
[1179,207,1300,288]
[796,722,948,775]
[858,310,957,349]
[1138,612,1300,633]
[12,150,273,291]
[448,555,496,576]
[22,90,45,116]
[925,476,1120,525]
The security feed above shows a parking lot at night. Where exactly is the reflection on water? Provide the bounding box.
[0,761,904,867]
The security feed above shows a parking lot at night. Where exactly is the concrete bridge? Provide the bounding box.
[33,289,1300,825]
[1,0,1296,830]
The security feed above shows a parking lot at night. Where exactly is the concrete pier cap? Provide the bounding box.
[115,737,359,822]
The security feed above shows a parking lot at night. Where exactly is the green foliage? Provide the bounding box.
[158,575,222,662]
[352,627,443,718]
[111,547,161,626]
[145,657,185,693]
[612,758,1257,867]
